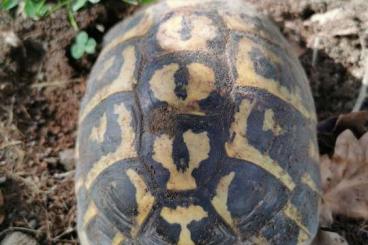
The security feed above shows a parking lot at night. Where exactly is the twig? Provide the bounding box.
[51,226,76,242]
[353,35,368,112]
[31,81,69,89]
[53,170,75,179]
[0,227,40,240]
[0,141,22,150]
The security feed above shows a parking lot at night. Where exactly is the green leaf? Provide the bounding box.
[35,1,49,17]
[85,38,97,54]
[76,31,88,45]
[72,0,87,12]
[88,0,100,3]
[71,43,85,59]
[24,0,37,19]
[1,0,19,10]
[140,0,155,4]
[68,9,79,30]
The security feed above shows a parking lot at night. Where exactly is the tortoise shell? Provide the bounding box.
[76,0,321,244]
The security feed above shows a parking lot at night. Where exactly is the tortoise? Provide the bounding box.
[75,0,321,244]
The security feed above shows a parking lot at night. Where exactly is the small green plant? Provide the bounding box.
[1,0,156,59]
[71,31,97,59]
[0,0,155,26]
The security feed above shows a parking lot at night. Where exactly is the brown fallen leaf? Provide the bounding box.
[320,129,368,225]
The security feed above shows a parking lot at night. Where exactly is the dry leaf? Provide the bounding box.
[318,111,368,155]
[311,230,348,245]
[320,129,368,225]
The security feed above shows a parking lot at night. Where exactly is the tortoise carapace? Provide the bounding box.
[76,0,321,244]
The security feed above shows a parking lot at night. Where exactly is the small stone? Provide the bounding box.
[312,230,348,245]
[0,176,6,184]
[59,149,75,171]
[1,232,38,245]
[28,219,38,229]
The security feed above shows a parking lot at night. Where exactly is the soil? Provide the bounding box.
[0,0,367,244]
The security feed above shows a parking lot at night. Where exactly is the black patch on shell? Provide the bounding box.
[174,66,189,100]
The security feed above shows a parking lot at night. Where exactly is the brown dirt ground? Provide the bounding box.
[0,0,367,244]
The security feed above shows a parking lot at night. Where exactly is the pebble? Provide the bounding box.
[1,232,38,245]
[311,230,348,245]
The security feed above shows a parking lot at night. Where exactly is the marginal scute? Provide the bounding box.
[89,113,108,143]
[308,140,319,163]
[153,130,210,191]
[126,169,155,237]
[157,14,217,52]
[249,235,270,245]
[301,173,320,195]
[149,63,215,115]
[160,205,208,245]
[80,46,137,123]
[225,99,295,191]
[211,172,235,229]
[83,202,98,227]
[75,178,85,194]
[235,37,316,121]
[85,103,137,189]
[79,231,91,245]
[297,229,310,245]
[112,232,125,245]
[100,11,153,57]
[283,202,311,238]
[96,56,116,81]
[262,109,283,136]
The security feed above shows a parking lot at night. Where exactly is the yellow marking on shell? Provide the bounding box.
[100,12,152,57]
[250,235,270,245]
[235,37,316,122]
[83,202,98,227]
[149,63,215,115]
[89,113,108,143]
[297,229,310,245]
[112,232,125,245]
[301,173,321,195]
[262,109,283,136]
[85,104,137,189]
[308,140,319,163]
[283,202,311,237]
[75,178,85,194]
[225,99,295,191]
[157,14,217,52]
[160,205,208,245]
[96,56,116,81]
[153,130,210,191]
[79,46,137,124]
[220,12,281,47]
[79,230,90,245]
[211,172,235,229]
[126,169,155,237]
